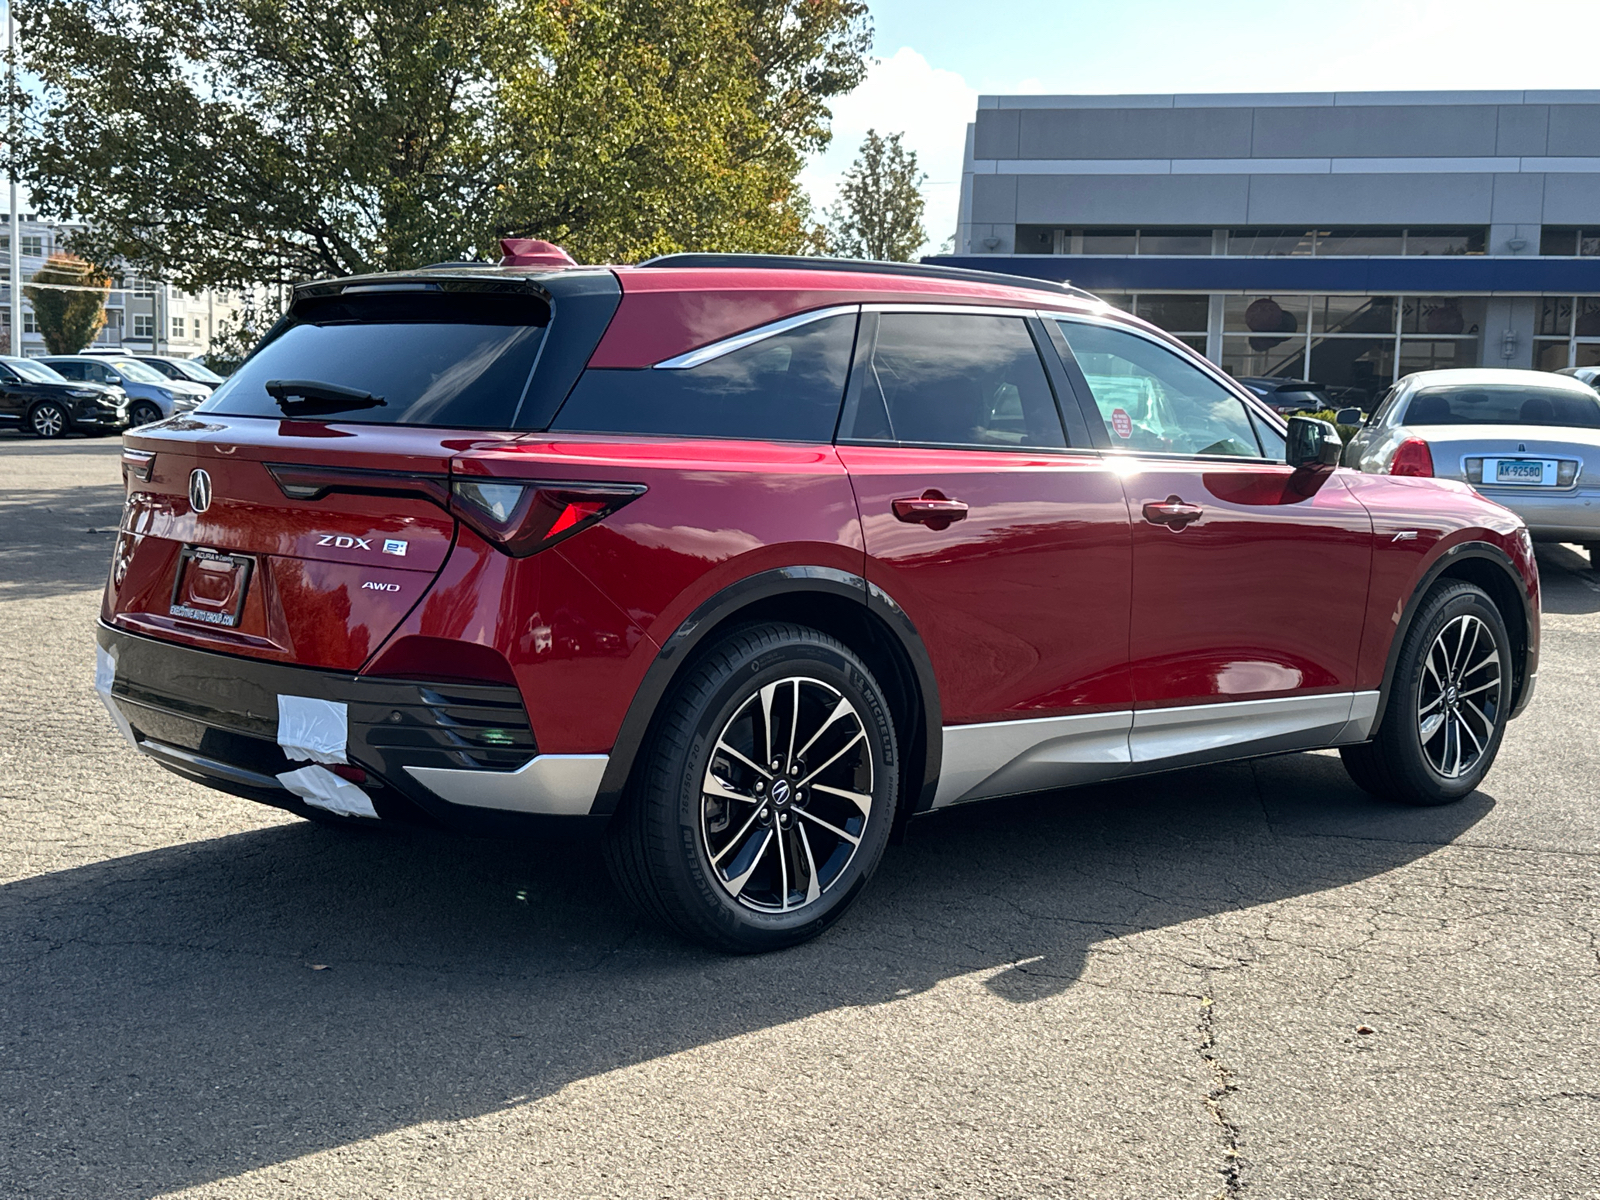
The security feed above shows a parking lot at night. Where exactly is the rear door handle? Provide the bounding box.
[1142,495,1204,530]
[893,490,969,530]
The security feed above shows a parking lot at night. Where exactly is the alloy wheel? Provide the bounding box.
[701,675,874,913]
[31,405,65,437]
[1417,613,1502,779]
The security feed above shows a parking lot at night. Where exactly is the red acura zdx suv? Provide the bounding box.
[95,246,1540,952]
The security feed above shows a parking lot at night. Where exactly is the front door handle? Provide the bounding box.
[893,490,969,530]
[1142,495,1204,530]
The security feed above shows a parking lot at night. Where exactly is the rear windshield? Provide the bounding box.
[200,291,548,428]
[1405,385,1600,429]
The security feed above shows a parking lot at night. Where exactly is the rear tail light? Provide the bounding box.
[449,478,645,556]
[1390,439,1434,477]
[121,448,155,486]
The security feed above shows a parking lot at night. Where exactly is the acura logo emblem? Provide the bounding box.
[188,468,212,513]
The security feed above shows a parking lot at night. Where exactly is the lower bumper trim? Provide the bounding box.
[405,754,609,816]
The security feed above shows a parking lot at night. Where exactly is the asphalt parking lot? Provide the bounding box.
[1,433,1596,1200]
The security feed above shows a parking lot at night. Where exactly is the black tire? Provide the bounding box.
[1341,581,1512,806]
[1585,543,1600,569]
[128,401,163,429]
[603,622,899,953]
[28,401,70,439]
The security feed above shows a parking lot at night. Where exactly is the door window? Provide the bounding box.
[49,361,83,380]
[1057,320,1264,458]
[839,313,1067,449]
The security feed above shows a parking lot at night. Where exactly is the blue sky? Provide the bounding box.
[805,0,1600,252]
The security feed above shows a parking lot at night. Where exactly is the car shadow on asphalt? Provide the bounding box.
[1,751,1491,1196]
[1534,543,1600,615]
[0,482,126,599]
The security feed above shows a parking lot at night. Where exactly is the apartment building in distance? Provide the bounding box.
[0,212,250,359]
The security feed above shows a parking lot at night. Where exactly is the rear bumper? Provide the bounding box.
[95,622,609,833]
[1475,487,1600,543]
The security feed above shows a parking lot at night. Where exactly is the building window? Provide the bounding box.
[132,314,154,339]
[1017,227,1212,255]
[193,317,203,339]
[1220,294,1483,406]
[1131,294,1209,354]
[1533,297,1600,369]
[22,309,37,334]
[20,234,43,257]
[1539,228,1600,256]
[1226,228,1483,256]
[127,278,156,298]
[172,314,186,340]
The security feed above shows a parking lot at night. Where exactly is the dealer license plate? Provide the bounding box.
[1491,458,1555,486]
[169,547,254,627]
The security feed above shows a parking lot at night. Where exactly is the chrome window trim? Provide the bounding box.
[653,305,860,370]
[860,302,1045,319]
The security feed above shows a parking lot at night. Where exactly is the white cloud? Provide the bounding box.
[801,47,977,257]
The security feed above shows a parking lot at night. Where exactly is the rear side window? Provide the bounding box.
[838,313,1067,448]
[553,313,856,442]
[201,291,549,428]
[49,360,84,381]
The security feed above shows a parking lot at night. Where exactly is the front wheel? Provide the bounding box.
[29,401,70,439]
[604,623,899,953]
[1341,581,1512,806]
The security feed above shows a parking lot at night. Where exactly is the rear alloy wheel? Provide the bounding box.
[604,622,898,952]
[1341,581,1511,806]
[29,401,69,439]
[128,401,162,429]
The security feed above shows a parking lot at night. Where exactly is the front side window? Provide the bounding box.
[1057,320,1263,458]
[10,360,66,383]
[553,313,856,442]
[838,312,1066,449]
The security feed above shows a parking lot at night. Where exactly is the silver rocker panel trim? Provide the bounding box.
[405,754,609,816]
[933,691,1381,808]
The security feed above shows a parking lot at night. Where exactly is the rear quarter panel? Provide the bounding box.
[443,435,865,754]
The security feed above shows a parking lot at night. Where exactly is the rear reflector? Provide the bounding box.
[449,479,645,556]
[1390,439,1434,477]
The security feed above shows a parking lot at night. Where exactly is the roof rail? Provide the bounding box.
[636,253,1097,301]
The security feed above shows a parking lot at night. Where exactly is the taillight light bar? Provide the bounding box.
[121,448,155,486]
[449,479,646,557]
[1390,438,1434,477]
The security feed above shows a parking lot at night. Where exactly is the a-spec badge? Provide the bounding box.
[382,539,408,557]
[188,468,212,513]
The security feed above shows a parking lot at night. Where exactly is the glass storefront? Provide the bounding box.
[1532,296,1600,368]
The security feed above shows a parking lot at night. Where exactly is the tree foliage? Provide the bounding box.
[23,255,111,354]
[825,129,927,262]
[15,0,870,287]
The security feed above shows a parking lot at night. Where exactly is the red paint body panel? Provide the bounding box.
[839,445,1133,722]
[591,267,1092,367]
[1119,463,1374,706]
[1341,473,1540,692]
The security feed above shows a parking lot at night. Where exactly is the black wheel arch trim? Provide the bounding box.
[1372,540,1536,730]
[592,566,943,821]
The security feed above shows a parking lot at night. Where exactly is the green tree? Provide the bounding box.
[826,129,927,262]
[15,0,870,287]
[23,255,111,353]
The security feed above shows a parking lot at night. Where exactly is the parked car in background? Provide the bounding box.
[95,251,1540,952]
[0,355,126,438]
[1346,368,1600,563]
[1555,365,1600,391]
[42,355,209,428]
[1234,377,1336,415]
[92,352,227,393]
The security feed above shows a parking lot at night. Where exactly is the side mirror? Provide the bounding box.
[1286,415,1342,481]
[1334,407,1362,427]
